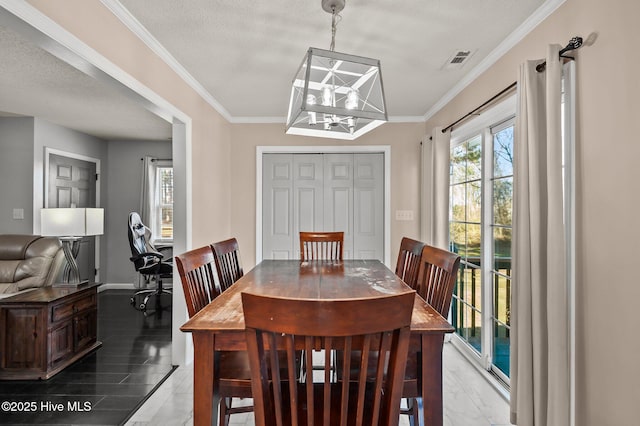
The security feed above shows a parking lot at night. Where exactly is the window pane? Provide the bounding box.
[156,167,174,240]
[161,207,173,239]
[493,317,510,376]
[493,271,511,377]
[493,227,512,274]
[451,144,466,184]
[467,181,481,223]
[466,223,481,266]
[493,177,512,226]
[449,222,465,257]
[451,184,466,222]
[463,265,482,312]
[467,136,482,181]
[493,126,513,178]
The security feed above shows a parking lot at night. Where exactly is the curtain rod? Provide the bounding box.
[140,158,171,162]
[441,35,583,134]
[441,82,517,133]
[535,36,583,72]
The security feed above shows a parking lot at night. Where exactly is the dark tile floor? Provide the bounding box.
[0,290,174,425]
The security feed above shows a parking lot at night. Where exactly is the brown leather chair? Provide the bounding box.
[0,234,64,296]
[242,291,415,425]
[175,245,252,426]
[299,231,344,261]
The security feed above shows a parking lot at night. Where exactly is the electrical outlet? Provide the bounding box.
[395,210,414,221]
[13,208,24,220]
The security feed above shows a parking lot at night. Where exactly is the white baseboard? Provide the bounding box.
[98,283,135,292]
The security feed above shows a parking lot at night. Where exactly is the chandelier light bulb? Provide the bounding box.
[307,94,317,125]
[321,85,334,107]
[345,88,359,110]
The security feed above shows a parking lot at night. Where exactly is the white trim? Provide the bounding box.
[451,96,516,144]
[256,145,392,267]
[231,116,286,124]
[388,116,425,123]
[424,0,566,121]
[98,283,135,292]
[43,148,101,208]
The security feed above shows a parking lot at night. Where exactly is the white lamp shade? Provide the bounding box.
[85,208,104,236]
[41,208,104,237]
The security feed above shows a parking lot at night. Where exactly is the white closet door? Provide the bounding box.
[293,154,324,258]
[323,153,354,259]
[263,152,384,261]
[353,153,384,260]
[262,154,294,259]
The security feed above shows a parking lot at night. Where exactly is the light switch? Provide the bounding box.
[13,208,24,220]
[395,210,414,221]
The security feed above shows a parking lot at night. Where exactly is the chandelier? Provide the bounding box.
[285,0,388,140]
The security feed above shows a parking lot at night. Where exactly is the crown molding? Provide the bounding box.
[100,0,233,122]
[423,0,566,121]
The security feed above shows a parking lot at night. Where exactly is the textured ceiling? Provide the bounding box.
[0,0,547,140]
[0,25,171,140]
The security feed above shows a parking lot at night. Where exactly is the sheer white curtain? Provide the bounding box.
[421,126,451,249]
[511,44,569,426]
[140,156,157,236]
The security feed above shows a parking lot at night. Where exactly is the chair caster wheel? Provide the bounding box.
[139,303,146,310]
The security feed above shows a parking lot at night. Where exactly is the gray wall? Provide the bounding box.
[0,117,35,234]
[105,139,172,284]
[0,116,170,284]
[32,118,109,281]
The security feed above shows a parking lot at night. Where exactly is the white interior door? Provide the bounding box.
[47,153,97,281]
[262,153,383,261]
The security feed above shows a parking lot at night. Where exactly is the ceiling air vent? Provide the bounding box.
[442,49,476,70]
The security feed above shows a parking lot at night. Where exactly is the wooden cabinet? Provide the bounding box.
[0,283,101,380]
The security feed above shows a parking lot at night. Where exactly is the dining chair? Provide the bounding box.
[242,291,415,426]
[299,231,344,261]
[401,244,461,425]
[395,237,426,289]
[211,237,244,291]
[175,245,252,426]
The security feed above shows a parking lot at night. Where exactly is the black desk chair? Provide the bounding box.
[127,212,172,311]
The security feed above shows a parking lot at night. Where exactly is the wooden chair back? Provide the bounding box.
[175,245,220,318]
[415,245,461,317]
[242,292,414,426]
[395,237,426,289]
[211,238,244,291]
[299,231,344,261]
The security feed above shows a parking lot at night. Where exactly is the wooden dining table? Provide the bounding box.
[180,259,454,426]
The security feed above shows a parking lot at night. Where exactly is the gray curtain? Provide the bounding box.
[510,44,569,426]
[421,126,451,249]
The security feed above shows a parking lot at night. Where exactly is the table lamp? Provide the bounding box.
[41,208,104,284]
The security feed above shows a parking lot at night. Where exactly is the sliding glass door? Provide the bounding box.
[449,110,514,384]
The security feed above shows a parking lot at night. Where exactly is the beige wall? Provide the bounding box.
[425,0,640,424]
[229,122,424,268]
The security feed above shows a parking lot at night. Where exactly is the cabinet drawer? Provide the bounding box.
[51,294,96,323]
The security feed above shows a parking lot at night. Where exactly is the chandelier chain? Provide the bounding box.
[329,6,341,52]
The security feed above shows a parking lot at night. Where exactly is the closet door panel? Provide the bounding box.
[263,154,294,259]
